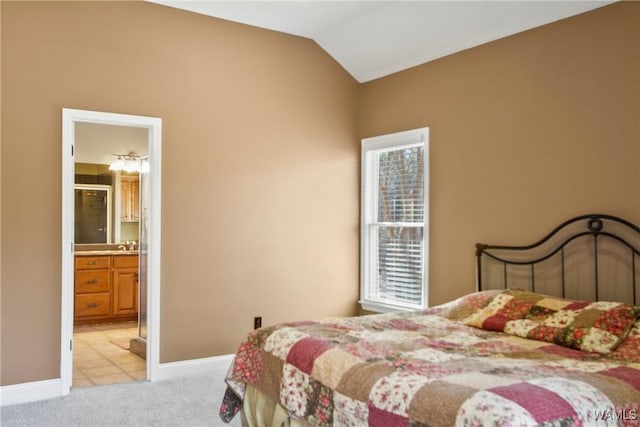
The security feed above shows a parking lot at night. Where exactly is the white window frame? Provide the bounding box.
[360,127,429,313]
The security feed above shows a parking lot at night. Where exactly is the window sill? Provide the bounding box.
[359,300,423,314]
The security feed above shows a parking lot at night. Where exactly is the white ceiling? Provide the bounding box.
[148,1,613,82]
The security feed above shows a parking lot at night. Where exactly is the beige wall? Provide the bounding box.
[360,2,640,307]
[1,1,638,387]
[1,1,359,385]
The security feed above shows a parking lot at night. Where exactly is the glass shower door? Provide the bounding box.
[74,185,112,244]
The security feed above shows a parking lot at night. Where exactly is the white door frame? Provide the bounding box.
[61,108,162,395]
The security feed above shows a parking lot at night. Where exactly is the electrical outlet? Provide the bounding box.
[254,316,262,329]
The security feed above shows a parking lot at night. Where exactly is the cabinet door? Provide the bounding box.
[120,179,131,221]
[130,178,140,221]
[120,176,140,222]
[113,268,138,315]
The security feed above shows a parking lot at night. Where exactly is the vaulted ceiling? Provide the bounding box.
[148,1,612,82]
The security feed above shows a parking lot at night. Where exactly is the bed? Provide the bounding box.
[220,214,640,426]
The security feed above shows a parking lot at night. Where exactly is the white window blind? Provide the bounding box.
[361,128,429,312]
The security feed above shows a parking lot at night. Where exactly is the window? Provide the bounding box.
[360,128,429,312]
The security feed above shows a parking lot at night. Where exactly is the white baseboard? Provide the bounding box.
[1,354,235,407]
[155,354,235,381]
[0,378,63,407]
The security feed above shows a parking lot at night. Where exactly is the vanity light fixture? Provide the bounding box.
[109,152,148,173]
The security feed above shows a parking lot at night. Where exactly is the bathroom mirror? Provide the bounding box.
[74,163,142,245]
[74,122,148,245]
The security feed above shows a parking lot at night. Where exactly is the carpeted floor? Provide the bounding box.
[1,370,242,427]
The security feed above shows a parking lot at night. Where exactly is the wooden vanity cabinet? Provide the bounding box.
[113,255,138,315]
[74,254,139,325]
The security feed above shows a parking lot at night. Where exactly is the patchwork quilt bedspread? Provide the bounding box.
[220,290,640,426]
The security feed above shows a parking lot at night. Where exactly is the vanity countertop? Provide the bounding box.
[75,250,139,256]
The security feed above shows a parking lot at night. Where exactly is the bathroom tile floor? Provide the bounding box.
[72,321,146,389]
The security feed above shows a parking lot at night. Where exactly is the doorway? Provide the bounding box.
[61,108,162,395]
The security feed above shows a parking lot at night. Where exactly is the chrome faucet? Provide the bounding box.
[118,245,127,251]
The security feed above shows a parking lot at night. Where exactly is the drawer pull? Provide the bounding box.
[87,303,99,308]
[87,261,98,266]
[86,279,99,284]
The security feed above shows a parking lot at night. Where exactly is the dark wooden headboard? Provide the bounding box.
[476,214,640,304]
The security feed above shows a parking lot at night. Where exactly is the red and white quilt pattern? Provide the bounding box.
[220,291,640,426]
